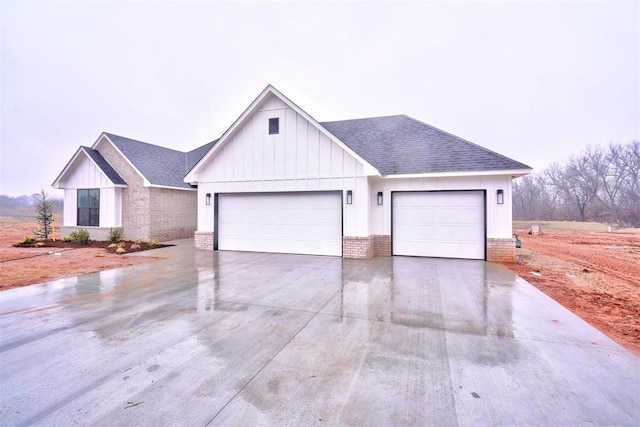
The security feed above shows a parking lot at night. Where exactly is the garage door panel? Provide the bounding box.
[218,192,342,256]
[393,191,485,260]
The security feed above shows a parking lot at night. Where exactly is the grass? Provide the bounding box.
[513,220,640,234]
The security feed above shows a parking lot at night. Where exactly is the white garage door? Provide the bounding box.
[217,192,342,256]
[392,191,485,260]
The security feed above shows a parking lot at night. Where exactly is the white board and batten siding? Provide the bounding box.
[392,191,485,260]
[196,94,370,237]
[197,95,364,183]
[370,175,513,240]
[217,192,342,256]
[59,154,123,227]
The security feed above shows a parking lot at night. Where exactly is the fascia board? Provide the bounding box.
[184,85,382,183]
[52,147,126,188]
[383,168,533,179]
[146,184,197,191]
[52,147,84,188]
[94,133,147,185]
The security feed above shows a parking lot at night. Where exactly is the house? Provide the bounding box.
[185,85,531,262]
[52,133,215,241]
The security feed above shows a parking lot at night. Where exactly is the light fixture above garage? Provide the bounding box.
[206,193,211,205]
[377,192,383,205]
[346,190,353,205]
[497,189,504,205]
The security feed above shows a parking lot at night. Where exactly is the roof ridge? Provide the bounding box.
[103,132,189,155]
[320,114,405,125]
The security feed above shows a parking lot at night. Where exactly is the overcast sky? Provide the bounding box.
[1,0,638,197]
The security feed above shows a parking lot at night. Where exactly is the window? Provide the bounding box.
[77,189,100,226]
[268,117,279,134]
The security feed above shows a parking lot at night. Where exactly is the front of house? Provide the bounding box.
[52,133,214,242]
[53,85,530,261]
[185,86,531,262]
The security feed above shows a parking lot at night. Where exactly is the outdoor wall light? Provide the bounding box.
[346,190,353,205]
[497,189,504,205]
[206,193,211,206]
[377,191,383,205]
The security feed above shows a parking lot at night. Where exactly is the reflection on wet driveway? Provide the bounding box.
[1,240,638,425]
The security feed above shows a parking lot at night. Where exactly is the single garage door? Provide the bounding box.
[217,192,342,256]
[392,191,485,260]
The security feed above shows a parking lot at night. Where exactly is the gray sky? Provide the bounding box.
[1,0,638,197]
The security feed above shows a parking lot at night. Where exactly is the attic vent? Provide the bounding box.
[269,118,279,135]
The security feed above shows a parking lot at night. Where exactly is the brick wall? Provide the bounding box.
[342,236,374,259]
[373,235,391,256]
[98,140,197,242]
[98,141,150,241]
[149,187,197,241]
[195,231,214,250]
[486,238,516,263]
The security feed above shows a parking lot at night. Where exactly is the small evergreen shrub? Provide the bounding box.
[108,228,124,243]
[130,242,141,251]
[149,240,159,247]
[62,236,72,242]
[108,243,118,249]
[69,229,90,244]
[35,242,45,247]
[115,246,126,254]
[19,236,36,245]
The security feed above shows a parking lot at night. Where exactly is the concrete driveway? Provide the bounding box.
[1,240,638,426]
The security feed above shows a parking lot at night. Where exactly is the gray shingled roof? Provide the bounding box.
[321,115,530,175]
[104,133,215,189]
[81,146,127,185]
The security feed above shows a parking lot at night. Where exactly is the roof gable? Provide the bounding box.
[52,146,126,188]
[321,115,531,176]
[99,133,213,189]
[185,85,378,183]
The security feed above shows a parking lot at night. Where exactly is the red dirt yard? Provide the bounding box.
[508,223,640,356]
[0,222,161,290]
[1,220,638,355]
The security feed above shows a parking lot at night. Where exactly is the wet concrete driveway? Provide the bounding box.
[1,240,639,426]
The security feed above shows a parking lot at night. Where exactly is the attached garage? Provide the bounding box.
[392,191,486,260]
[186,85,531,261]
[216,192,343,256]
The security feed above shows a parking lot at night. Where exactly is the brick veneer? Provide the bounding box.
[77,139,199,242]
[373,235,391,256]
[195,232,214,250]
[342,236,374,259]
[486,238,516,263]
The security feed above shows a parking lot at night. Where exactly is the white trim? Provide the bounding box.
[92,133,148,185]
[184,85,380,184]
[383,169,532,180]
[51,146,128,189]
[147,184,197,191]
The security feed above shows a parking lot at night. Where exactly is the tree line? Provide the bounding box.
[513,141,640,227]
[0,193,63,218]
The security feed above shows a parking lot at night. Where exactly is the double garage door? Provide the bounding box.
[216,190,485,259]
[217,192,342,256]
[392,191,486,260]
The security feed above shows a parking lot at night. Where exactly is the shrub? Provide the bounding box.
[108,228,124,243]
[35,242,45,247]
[62,236,72,242]
[108,243,118,249]
[69,229,90,245]
[19,236,36,245]
[149,240,159,247]
[115,246,126,255]
[130,242,141,251]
